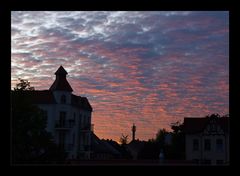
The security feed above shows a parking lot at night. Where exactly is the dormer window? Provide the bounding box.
[61,94,66,104]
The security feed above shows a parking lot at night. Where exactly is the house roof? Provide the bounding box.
[55,65,68,75]
[91,132,108,153]
[31,90,57,104]
[49,66,73,92]
[218,117,229,132]
[49,78,73,92]
[184,116,229,134]
[90,132,121,156]
[127,140,146,152]
[71,94,93,111]
[13,90,57,104]
[101,140,122,156]
[12,90,92,111]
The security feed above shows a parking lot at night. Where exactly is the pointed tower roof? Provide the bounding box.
[55,65,68,75]
[49,66,73,92]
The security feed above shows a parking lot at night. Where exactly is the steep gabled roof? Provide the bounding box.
[49,79,73,92]
[55,65,68,75]
[184,117,229,134]
[49,66,73,92]
[71,94,93,111]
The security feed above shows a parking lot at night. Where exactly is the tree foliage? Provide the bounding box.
[14,78,35,91]
[171,121,184,134]
[138,128,169,160]
[11,79,66,164]
[206,113,229,119]
[155,128,167,145]
[167,121,185,159]
[119,134,129,145]
[139,124,185,160]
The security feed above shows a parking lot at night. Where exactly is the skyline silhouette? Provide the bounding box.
[11,11,229,142]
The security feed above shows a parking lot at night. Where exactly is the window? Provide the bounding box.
[69,113,76,127]
[59,111,66,127]
[216,139,223,152]
[193,139,199,151]
[69,119,74,128]
[204,139,211,151]
[79,114,82,127]
[59,131,65,149]
[72,133,75,145]
[83,115,86,126]
[61,94,66,104]
[42,111,48,129]
[83,134,86,145]
[42,110,48,121]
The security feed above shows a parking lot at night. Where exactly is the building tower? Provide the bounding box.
[49,65,73,92]
[132,123,136,141]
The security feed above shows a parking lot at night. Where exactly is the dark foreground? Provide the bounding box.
[67,159,194,166]
[14,159,204,166]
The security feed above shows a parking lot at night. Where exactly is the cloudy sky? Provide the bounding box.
[11,11,229,142]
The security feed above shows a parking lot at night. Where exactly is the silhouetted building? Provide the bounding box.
[126,140,146,160]
[90,133,122,159]
[184,115,229,165]
[24,66,93,160]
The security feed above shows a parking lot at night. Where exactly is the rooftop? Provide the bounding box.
[184,115,229,134]
[49,66,73,92]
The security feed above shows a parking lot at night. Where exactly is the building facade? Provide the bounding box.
[184,115,229,165]
[29,66,93,159]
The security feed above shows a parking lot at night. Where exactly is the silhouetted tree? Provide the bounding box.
[155,128,168,147]
[206,113,229,119]
[138,140,159,159]
[119,134,129,145]
[137,129,168,160]
[167,121,185,159]
[14,78,35,91]
[171,121,184,134]
[12,79,66,164]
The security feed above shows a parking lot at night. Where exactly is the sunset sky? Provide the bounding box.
[11,11,229,142]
